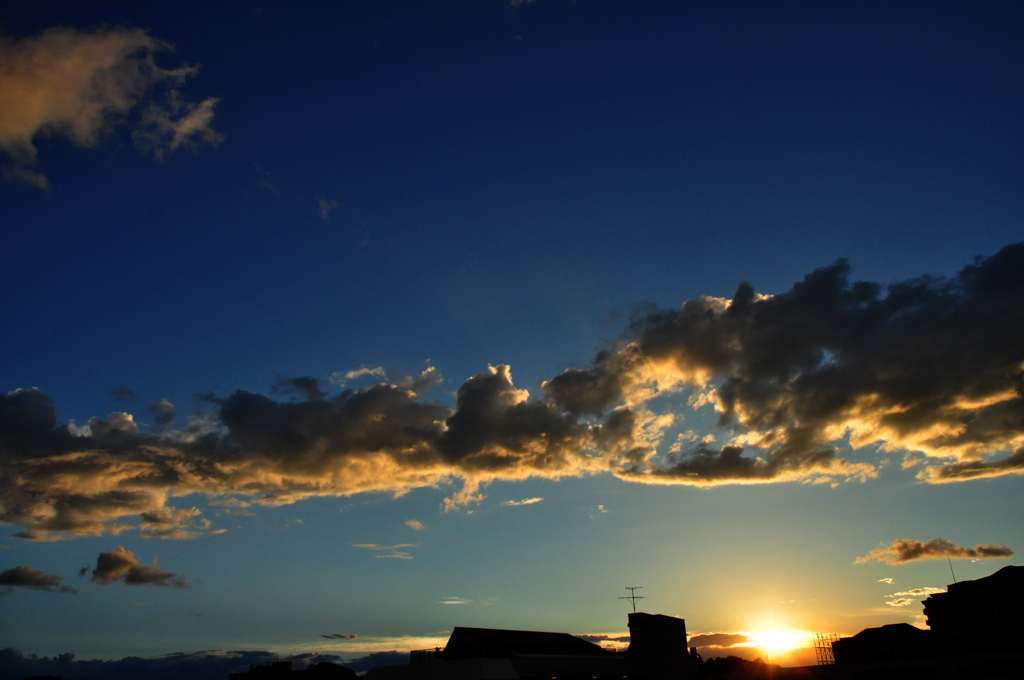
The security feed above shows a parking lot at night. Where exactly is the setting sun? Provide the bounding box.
[746,630,809,653]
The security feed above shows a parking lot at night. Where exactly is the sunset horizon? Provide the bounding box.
[2,2,1021,679]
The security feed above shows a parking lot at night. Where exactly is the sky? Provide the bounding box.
[1,0,1022,674]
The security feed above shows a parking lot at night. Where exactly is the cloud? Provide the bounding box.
[545,241,1024,487]
[0,26,221,188]
[147,399,175,425]
[878,578,895,584]
[856,538,1014,565]
[132,89,222,161]
[1,245,1023,540]
[0,566,76,595]
[139,506,215,539]
[110,387,138,402]
[405,520,424,530]
[330,366,388,386]
[321,633,359,640]
[501,497,543,506]
[688,633,750,648]
[439,597,471,605]
[90,546,188,587]
[317,198,340,220]
[575,634,631,644]
[274,376,327,401]
[353,543,415,560]
[883,586,945,607]
[887,587,945,598]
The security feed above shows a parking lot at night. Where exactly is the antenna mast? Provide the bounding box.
[619,586,645,613]
[947,557,957,583]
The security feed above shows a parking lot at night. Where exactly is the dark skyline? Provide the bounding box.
[1,0,1022,669]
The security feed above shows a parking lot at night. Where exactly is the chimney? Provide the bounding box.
[627,613,690,680]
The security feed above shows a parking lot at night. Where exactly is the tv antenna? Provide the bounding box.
[619,586,645,613]
[947,557,957,583]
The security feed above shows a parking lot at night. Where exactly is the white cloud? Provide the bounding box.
[439,597,471,605]
[330,366,387,386]
[405,520,424,530]
[501,497,543,507]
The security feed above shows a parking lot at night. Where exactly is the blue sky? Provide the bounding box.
[1,0,1022,671]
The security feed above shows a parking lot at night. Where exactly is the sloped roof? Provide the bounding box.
[446,627,615,657]
[846,623,928,640]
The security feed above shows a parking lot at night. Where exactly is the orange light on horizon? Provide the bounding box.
[744,630,811,653]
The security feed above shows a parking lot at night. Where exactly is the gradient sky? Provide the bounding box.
[1,0,1022,670]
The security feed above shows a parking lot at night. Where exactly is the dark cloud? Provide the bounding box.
[91,546,188,587]
[575,634,631,644]
[0,565,76,595]
[546,241,1024,486]
[110,387,137,402]
[146,399,175,425]
[688,633,750,648]
[856,538,1014,565]
[274,376,327,401]
[1,245,1023,540]
[0,647,363,680]
[139,506,214,539]
[322,633,359,640]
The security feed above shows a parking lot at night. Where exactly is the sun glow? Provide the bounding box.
[745,630,808,653]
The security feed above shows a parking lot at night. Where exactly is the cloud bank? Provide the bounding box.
[1,244,1023,540]
[856,538,1014,565]
[0,26,220,188]
[0,565,76,595]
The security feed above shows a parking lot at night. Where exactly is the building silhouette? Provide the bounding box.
[366,612,697,680]
[789,565,1024,680]
[225,567,1023,680]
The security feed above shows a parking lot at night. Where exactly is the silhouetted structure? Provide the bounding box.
[812,634,841,665]
[923,565,1024,647]
[367,612,695,680]
[229,660,357,679]
[782,565,1024,680]
[830,623,934,664]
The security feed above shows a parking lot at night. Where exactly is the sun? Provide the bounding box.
[745,630,807,653]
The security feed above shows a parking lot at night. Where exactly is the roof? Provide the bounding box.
[846,623,929,640]
[445,627,615,658]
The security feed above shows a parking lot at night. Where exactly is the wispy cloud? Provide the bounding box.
[501,497,543,507]
[439,596,471,605]
[878,578,895,585]
[316,197,340,220]
[405,520,424,530]
[856,538,1014,565]
[0,26,220,188]
[884,586,944,607]
[353,543,415,560]
[329,366,387,386]
[321,633,359,640]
